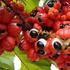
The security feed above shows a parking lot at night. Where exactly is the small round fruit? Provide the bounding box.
[2,36,16,51]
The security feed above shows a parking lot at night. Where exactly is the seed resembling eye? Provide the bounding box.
[52,38,62,50]
[37,49,45,55]
[29,28,38,38]
[47,1,54,7]
[37,38,47,48]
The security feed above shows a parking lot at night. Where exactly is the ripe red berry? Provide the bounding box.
[54,2,61,9]
[66,12,70,20]
[19,40,32,52]
[0,7,13,24]
[8,22,21,37]
[1,36,16,51]
[56,27,70,39]
[27,48,39,61]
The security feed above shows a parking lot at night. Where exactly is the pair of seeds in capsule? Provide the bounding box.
[29,28,63,55]
[36,38,63,55]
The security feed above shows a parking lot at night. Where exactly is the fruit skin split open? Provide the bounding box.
[0,0,70,70]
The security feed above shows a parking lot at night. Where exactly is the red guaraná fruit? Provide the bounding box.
[56,26,70,39]
[65,56,70,70]
[53,21,61,32]
[7,23,22,43]
[1,36,16,51]
[37,7,46,13]
[0,7,13,24]
[60,0,70,5]
[53,1,61,10]
[19,40,32,52]
[61,5,70,14]
[27,48,39,61]
[44,38,63,57]
[7,18,22,38]
[33,23,42,31]
[54,54,66,70]
[53,21,70,32]
[66,12,70,20]
[48,7,59,20]
[26,17,39,24]
[35,38,49,59]
[9,2,24,12]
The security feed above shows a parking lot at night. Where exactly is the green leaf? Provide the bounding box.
[20,63,28,70]
[14,47,51,70]
[20,0,39,12]
[0,52,15,70]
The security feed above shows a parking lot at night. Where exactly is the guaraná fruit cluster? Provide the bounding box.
[0,0,70,70]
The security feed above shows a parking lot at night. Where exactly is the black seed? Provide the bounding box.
[30,30,38,38]
[53,42,62,50]
[37,49,45,55]
[0,29,6,34]
[47,1,54,7]
[30,9,38,17]
[60,24,65,28]
[37,41,44,48]
[17,23,22,27]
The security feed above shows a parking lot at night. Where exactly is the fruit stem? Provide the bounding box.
[2,0,25,24]
[1,0,34,31]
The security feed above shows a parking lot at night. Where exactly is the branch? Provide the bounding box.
[1,0,33,31]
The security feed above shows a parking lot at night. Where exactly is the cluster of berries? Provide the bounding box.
[19,0,70,70]
[0,0,26,54]
[0,0,70,70]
